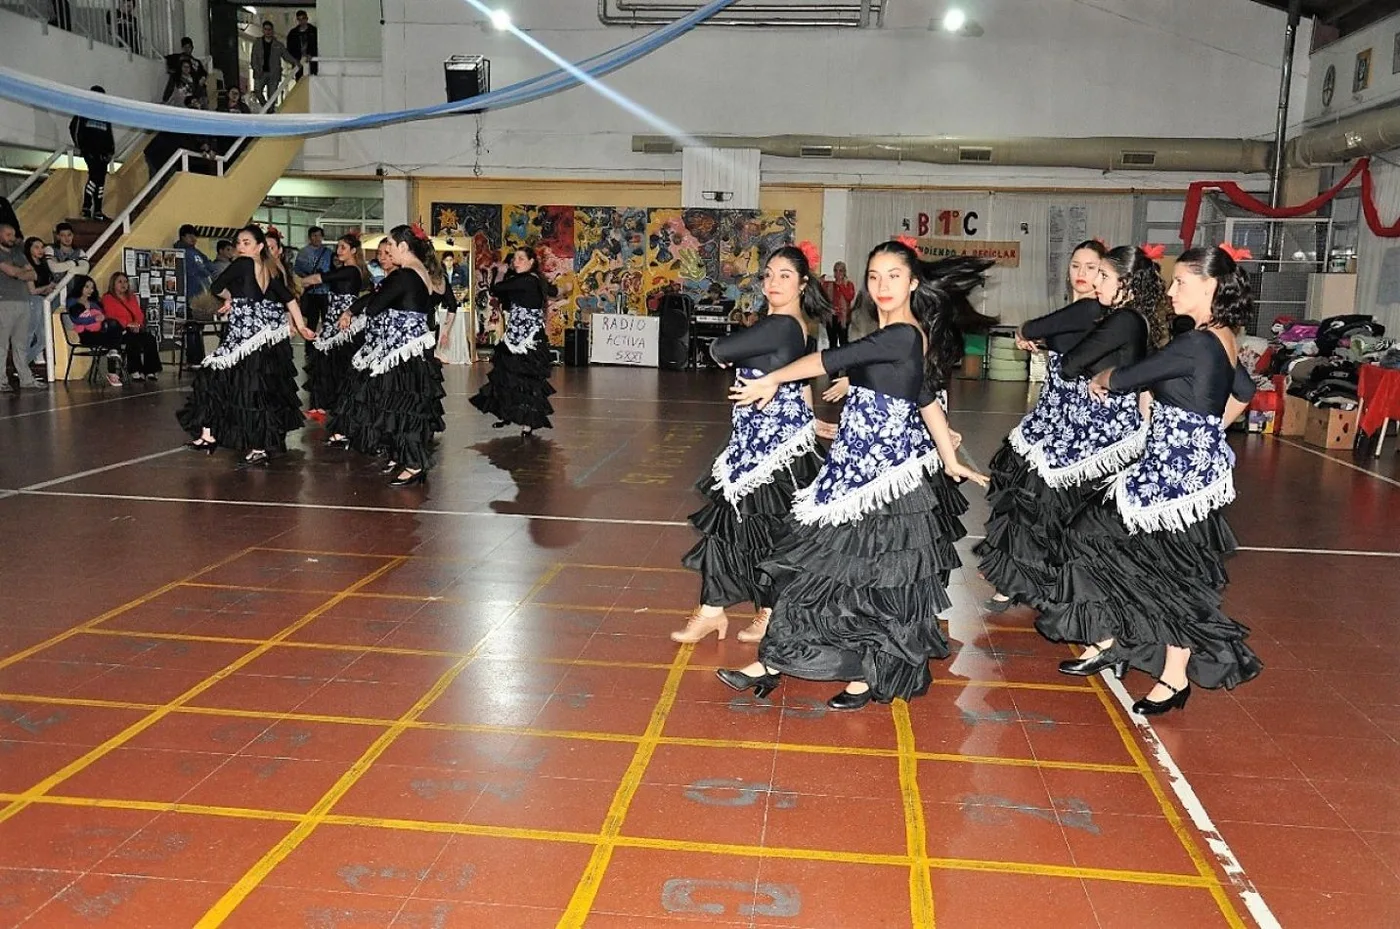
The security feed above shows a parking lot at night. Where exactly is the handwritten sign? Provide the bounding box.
[590,313,660,367]
[913,237,1021,267]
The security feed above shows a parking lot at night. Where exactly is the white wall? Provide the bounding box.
[1303,10,1400,126]
[296,0,1310,187]
[0,9,167,153]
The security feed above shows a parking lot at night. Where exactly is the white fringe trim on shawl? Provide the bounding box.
[790,450,941,528]
[313,312,368,351]
[1110,471,1236,535]
[711,422,819,508]
[200,324,290,370]
[1007,422,1041,459]
[1029,420,1149,489]
[358,332,437,377]
[502,326,541,355]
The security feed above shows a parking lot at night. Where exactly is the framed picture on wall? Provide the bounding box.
[1355,48,1373,92]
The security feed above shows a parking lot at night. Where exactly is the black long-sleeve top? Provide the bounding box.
[323,265,363,296]
[710,314,807,372]
[363,268,430,317]
[211,256,294,304]
[1059,309,1149,381]
[1108,329,1257,417]
[69,115,115,158]
[490,272,551,310]
[821,322,934,407]
[1021,297,1105,354]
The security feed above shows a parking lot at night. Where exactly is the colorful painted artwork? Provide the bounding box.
[431,202,796,346]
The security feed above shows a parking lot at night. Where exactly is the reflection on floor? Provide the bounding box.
[0,363,1397,928]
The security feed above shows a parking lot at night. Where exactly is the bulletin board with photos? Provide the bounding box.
[122,247,187,351]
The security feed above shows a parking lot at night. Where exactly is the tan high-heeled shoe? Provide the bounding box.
[736,608,770,644]
[670,608,728,644]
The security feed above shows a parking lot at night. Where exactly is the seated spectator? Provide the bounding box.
[66,274,124,386]
[101,271,162,380]
[163,59,200,105]
[45,223,90,280]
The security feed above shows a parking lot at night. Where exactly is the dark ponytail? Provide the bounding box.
[1176,247,1253,330]
[1102,245,1172,347]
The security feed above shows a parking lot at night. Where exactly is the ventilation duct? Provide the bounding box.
[1288,102,1400,167]
[631,134,1274,173]
[598,0,886,28]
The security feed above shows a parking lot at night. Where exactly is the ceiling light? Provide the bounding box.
[942,8,967,32]
[489,8,512,30]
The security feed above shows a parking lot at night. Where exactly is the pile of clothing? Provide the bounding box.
[1254,314,1389,410]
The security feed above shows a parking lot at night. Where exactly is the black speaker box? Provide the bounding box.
[657,295,691,371]
[445,56,491,103]
[564,327,589,367]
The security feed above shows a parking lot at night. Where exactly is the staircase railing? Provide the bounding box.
[1,0,186,62]
[40,74,297,381]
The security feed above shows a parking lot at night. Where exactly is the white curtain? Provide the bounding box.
[1354,158,1400,334]
[846,190,1133,327]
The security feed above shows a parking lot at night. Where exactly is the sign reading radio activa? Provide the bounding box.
[913,237,1021,268]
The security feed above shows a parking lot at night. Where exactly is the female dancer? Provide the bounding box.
[301,233,367,418]
[672,242,831,645]
[470,246,556,435]
[978,244,1168,615]
[1037,245,1261,713]
[977,240,1104,611]
[326,224,445,486]
[178,225,315,464]
[718,241,989,709]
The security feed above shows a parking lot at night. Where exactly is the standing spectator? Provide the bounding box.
[174,224,214,365]
[0,196,19,239]
[71,89,115,222]
[23,236,57,367]
[45,223,90,282]
[163,58,200,105]
[822,260,854,349]
[286,10,319,78]
[293,226,332,331]
[252,21,295,106]
[0,223,43,391]
[209,239,236,278]
[163,37,209,104]
[108,0,141,55]
[101,272,162,380]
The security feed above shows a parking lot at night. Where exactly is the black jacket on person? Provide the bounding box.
[286,24,318,63]
[69,115,115,158]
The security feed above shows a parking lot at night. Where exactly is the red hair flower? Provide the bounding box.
[1141,243,1167,261]
[1219,242,1253,262]
[796,239,821,269]
[410,222,429,242]
[894,234,920,252]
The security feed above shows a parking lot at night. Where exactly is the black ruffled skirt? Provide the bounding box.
[327,357,446,471]
[303,339,360,413]
[756,474,968,703]
[681,450,824,610]
[973,440,1094,609]
[470,340,555,430]
[176,341,302,452]
[1035,499,1262,690]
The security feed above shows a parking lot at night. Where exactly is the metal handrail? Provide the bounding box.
[9,146,73,206]
[40,74,296,380]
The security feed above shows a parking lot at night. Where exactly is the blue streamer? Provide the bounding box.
[0,0,738,137]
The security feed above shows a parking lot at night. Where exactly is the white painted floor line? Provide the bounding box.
[0,387,186,421]
[1236,544,1400,558]
[19,489,691,526]
[19,447,188,492]
[1098,671,1282,929]
[1273,436,1400,489]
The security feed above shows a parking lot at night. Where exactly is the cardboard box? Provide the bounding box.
[1303,405,1359,450]
[1280,394,1310,437]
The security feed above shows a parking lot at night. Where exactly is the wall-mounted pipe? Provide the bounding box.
[1288,101,1400,166]
[598,0,884,27]
[632,134,1275,174]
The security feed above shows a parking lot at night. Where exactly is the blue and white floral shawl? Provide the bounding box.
[1109,401,1235,534]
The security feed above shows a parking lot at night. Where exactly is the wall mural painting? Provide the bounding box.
[431,202,796,346]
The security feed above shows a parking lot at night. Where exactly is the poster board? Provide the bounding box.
[123,247,186,351]
[590,313,660,367]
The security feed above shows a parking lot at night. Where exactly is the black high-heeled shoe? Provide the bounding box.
[827,687,873,711]
[379,460,398,475]
[1131,679,1191,716]
[388,470,426,487]
[242,450,269,466]
[186,438,216,455]
[491,421,509,429]
[325,435,350,449]
[1059,647,1128,679]
[715,667,781,699]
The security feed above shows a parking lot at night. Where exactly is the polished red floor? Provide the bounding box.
[0,364,1397,928]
